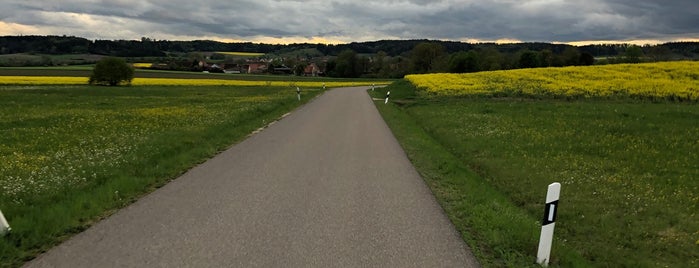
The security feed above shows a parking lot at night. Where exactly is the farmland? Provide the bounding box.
[407,61,699,101]
[215,51,265,57]
[0,82,327,266]
[372,63,699,267]
[0,67,393,86]
[0,76,386,88]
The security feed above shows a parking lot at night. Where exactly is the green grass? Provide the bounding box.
[0,66,394,83]
[0,54,102,67]
[214,51,265,57]
[371,80,699,267]
[0,85,322,267]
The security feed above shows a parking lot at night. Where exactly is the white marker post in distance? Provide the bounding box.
[0,209,10,236]
[296,87,301,101]
[537,182,561,266]
[384,91,390,104]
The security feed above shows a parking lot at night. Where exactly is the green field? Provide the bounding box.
[371,81,698,267]
[214,51,265,57]
[0,84,322,267]
[0,67,391,83]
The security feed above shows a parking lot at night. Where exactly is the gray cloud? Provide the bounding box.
[1,0,697,43]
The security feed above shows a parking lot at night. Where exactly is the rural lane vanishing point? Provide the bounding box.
[24,86,479,267]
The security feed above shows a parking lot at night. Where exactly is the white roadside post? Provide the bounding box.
[384,91,390,104]
[0,209,10,236]
[322,82,326,90]
[537,182,561,266]
[296,87,301,101]
[372,83,375,91]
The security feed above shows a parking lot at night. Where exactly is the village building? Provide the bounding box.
[303,63,321,76]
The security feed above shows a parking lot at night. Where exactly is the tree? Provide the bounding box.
[372,51,387,74]
[89,57,134,86]
[579,52,595,65]
[478,47,504,71]
[294,63,307,76]
[539,49,554,67]
[624,45,644,63]
[332,49,360,78]
[519,50,540,68]
[560,47,581,66]
[448,51,479,73]
[410,42,446,73]
[647,45,671,61]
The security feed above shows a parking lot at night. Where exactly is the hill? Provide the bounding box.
[2,36,698,78]
[2,35,698,59]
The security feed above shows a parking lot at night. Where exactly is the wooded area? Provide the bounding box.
[2,35,698,78]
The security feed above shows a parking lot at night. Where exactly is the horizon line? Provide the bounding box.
[2,34,698,47]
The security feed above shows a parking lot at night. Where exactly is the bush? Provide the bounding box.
[89,57,134,86]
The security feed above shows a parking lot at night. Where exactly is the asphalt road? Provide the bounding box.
[25,87,479,267]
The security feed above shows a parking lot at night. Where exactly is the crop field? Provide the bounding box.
[0,76,387,88]
[372,68,698,266]
[215,51,265,57]
[131,63,153,68]
[0,67,392,86]
[406,61,699,101]
[0,54,103,67]
[0,84,322,266]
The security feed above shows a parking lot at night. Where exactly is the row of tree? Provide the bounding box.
[3,35,698,59]
[323,42,666,78]
[2,36,699,78]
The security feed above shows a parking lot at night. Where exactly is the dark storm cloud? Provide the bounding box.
[0,0,697,43]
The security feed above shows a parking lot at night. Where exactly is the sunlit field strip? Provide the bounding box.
[406,61,699,101]
[0,76,88,84]
[132,63,153,68]
[215,51,265,56]
[0,76,391,87]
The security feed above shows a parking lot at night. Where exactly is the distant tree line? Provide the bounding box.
[2,35,698,78]
[324,41,699,78]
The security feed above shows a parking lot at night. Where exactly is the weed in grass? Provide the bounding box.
[371,81,698,267]
[0,85,321,267]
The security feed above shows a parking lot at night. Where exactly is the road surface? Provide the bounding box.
[25,87,479,267]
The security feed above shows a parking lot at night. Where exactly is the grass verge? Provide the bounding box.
[371,80,698,267]
[0,85,321,267]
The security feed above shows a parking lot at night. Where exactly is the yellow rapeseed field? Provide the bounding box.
[0,76,390,88]
[406,61,699,100]
[0,76,88,84]
[132,63,153,68]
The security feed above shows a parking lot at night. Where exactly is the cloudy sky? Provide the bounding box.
[1,0,697,45]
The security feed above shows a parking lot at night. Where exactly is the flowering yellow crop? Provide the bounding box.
[406,61,699,101]
[0,76,391,88]
[132,63,153,68]
[0,76,88,84]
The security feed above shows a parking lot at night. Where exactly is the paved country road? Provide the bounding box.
[25,87,480,267]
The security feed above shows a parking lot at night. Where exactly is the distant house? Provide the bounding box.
[304,63,321,76]
[273,65,292,75]
[247,63,267,74]
[223,63,244,74]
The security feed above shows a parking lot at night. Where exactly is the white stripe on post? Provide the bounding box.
[537,182,561,266]
[296,87,301,101]
[0,209,10,236]
[384,91,390,104]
